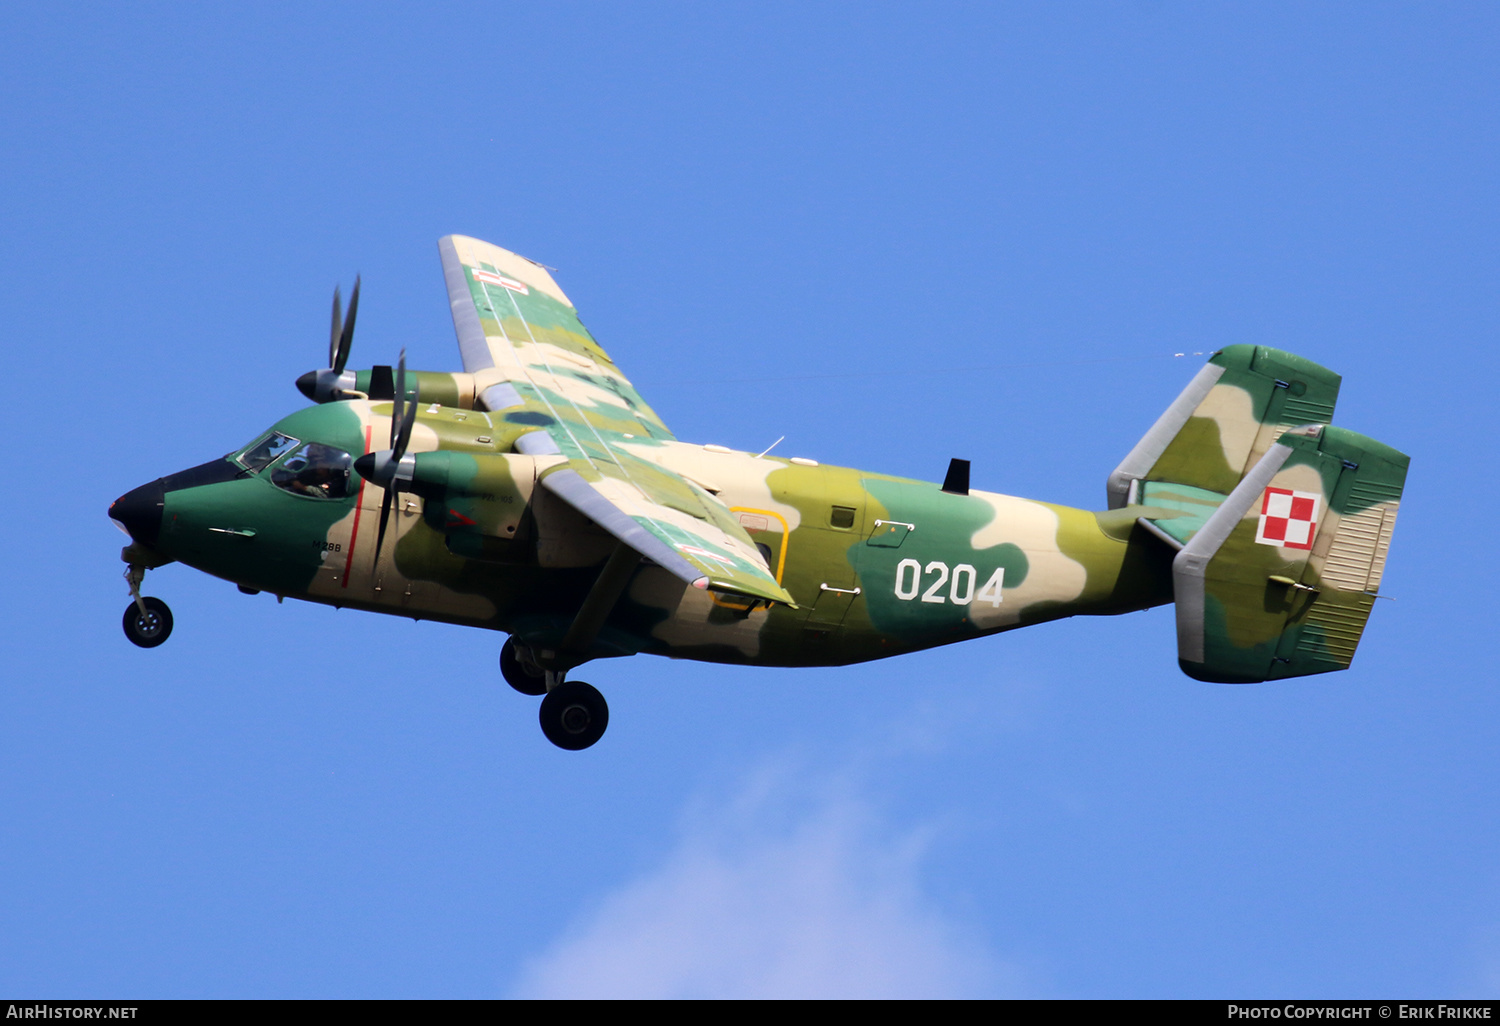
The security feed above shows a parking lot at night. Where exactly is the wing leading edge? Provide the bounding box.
[438,235,674,440]
[441,235,795,607]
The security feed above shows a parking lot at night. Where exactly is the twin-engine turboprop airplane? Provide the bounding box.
[109,236,1410,750]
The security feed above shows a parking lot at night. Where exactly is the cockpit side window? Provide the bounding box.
[235,432,300,473]
[269,443,353,500]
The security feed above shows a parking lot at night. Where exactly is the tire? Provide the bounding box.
[123,597,173,648]
[539,681,609,750]
[500,639,547,696]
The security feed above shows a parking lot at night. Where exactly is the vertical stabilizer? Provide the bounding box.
[1108,347,1343,547]
[1172,424,1408,682]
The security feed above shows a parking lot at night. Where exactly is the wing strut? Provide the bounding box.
[554,542,642,669]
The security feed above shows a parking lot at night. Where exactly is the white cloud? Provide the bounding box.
[508,761,1023,999]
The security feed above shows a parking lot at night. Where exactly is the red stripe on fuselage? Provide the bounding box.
[342,425,372,587]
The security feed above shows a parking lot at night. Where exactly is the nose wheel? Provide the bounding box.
[123,596,173,648]
[120,562,173,648]
[539,680,609,750]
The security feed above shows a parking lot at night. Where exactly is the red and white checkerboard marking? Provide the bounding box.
[1255,487,1320,550]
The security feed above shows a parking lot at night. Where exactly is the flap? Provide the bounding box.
[538,457,797,608]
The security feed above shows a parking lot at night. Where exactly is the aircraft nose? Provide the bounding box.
[109,479,165,547]
[296,371,318,401]
[109,457,244,548]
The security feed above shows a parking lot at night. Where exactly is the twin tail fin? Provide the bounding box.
[1110,346,1408,683]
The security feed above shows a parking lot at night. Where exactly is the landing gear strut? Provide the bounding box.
[539,681,609,750]
[121,563,173,648]
[510,541,635,750]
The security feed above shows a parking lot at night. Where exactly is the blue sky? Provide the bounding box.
[2,1,1497,998]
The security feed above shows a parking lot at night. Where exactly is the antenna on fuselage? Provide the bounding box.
[755,436,785,459]
[942,458,970,495]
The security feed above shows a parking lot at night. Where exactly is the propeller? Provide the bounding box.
[352,350,418,568]
[330,277,359,374]
[297,276,361,402]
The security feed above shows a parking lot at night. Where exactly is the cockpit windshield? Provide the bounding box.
[235,431,300,472]
[269,443,354,500]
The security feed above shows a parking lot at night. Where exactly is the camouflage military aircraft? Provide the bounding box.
[108,236,1409,750]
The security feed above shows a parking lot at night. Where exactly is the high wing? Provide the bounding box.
[438,235,795,607]
[439,235,674,440]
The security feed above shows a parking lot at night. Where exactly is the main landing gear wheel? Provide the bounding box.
[500,639,547,696]
[539,681,609,751]
[123,596,173,648]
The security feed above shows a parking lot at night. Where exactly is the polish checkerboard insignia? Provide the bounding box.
[1255,487,1320,550]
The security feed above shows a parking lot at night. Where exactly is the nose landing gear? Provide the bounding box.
[121,563,173,648]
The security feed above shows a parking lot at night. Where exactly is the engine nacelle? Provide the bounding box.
[409,451,535,559]
[408,452,615,568]
[298,366,481,408]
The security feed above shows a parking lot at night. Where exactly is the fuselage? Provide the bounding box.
[112,399,1174,668]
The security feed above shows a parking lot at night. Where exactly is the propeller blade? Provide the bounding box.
[390,349,406,451]
[368,345,415,569]
[333,276,359,375]
[396,388,416,458]
[328,286,343,369]
[372,488,394,569]
[397,394,416,457]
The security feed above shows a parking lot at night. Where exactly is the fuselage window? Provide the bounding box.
[236,432,300,473]
[270,443,353,500]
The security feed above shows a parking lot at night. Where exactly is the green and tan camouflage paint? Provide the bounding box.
[148,399,1174,670]
[139,349,1404,682]
[126,236,1406,685]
